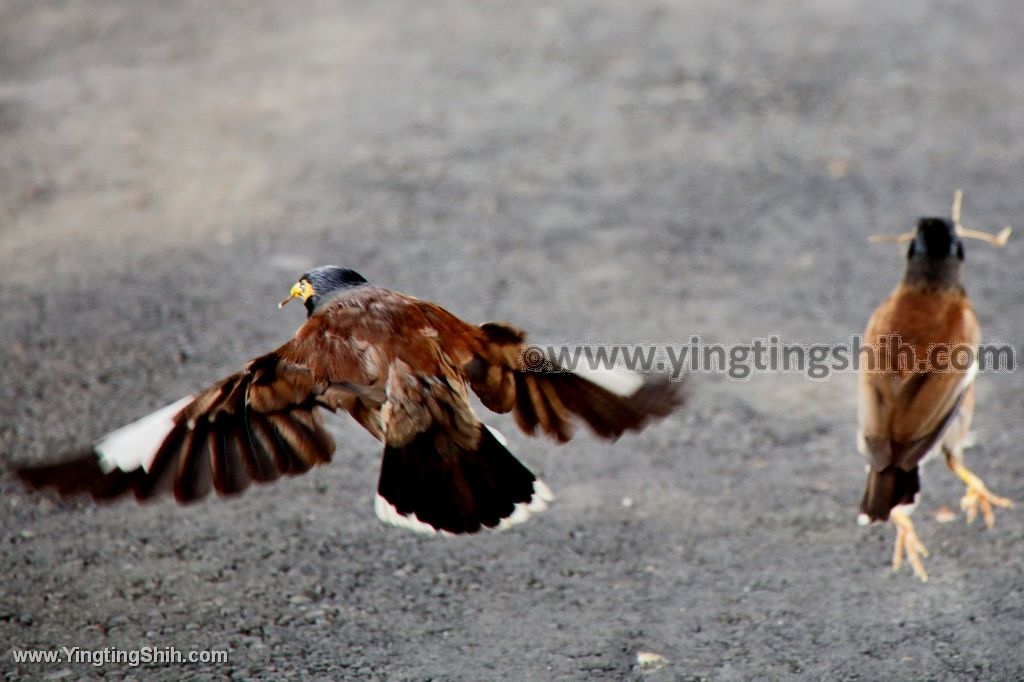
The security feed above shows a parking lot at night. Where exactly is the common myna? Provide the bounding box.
[859,192,1012,580]
[15,266,682,535]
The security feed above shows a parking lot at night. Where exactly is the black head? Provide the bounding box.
[903,217,964,290]
[908,217,964,262]
[282,265,368,316]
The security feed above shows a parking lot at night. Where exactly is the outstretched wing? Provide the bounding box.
[15,305,385,504]
[16,350,347,503]
[465,322,683,443]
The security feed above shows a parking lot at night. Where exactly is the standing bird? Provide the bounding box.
[859,192,1012,580]
[15,266,682,535]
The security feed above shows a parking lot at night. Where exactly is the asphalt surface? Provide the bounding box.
[2,1,1024,680]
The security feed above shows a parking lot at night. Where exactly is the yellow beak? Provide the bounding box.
[278,280,313,308]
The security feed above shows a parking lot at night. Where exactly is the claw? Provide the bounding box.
[891,509,929,582]
[952,463,1012,529]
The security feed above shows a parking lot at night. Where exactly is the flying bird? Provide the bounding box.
[15,266,682,535]
[859,192,1013,580]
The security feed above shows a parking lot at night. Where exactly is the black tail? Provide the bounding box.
[375,425,552,535]
[860,466,920,522]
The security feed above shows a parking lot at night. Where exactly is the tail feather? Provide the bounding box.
[376,424,553,535]
[859,466,920,523]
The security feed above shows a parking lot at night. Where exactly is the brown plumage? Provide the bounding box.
[858,287,978,521]
[15,266,683,535]
[858,217,1012,580]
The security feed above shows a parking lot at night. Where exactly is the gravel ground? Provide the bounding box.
[2,1,1024,679]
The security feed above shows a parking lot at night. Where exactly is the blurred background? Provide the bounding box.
[2,1,1023,679]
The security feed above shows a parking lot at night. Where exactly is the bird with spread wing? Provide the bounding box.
[15,266,682,535]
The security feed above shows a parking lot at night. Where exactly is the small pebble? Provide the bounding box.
[636,651,668,671]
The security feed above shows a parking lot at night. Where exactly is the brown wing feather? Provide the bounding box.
[15,324,375,503]
[858,285,980,473]
[467,322,682,442]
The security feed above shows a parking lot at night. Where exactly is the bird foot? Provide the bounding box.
[955,466,1013,528]
[891,510,929,582]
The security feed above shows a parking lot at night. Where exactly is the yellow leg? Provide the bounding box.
[947,456,1013,529]
[891,509,929,582]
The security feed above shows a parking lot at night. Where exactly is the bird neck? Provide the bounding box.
[306,284,373,317]
[902,259,964,294]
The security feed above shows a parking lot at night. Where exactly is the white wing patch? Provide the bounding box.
[95,396,194,473]
[569,364,644,398]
